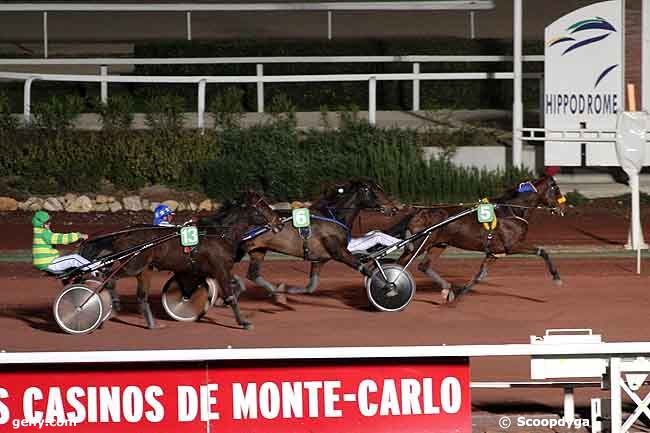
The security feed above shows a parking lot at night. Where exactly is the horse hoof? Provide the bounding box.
[553,278,563,287]
[273,292,288,305]
[441,288,455,304]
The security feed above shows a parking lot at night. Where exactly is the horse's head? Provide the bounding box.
[329,178,398,216]
[238,191,284,233]
[530,176,567,216]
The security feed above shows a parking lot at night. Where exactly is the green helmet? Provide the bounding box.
[32,210,50,227]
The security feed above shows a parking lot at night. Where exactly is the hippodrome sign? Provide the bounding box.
[0,359,470,433]
[544,0,623,166]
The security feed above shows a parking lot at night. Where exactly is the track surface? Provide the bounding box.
[0,206,648,418]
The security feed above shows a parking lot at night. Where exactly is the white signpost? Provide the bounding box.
[544,0,624,166]
[616,111,649,259]
[544,0,647,256]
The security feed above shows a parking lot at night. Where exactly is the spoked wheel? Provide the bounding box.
[365,264,416,312]
[53,281,112,335]
[161,276,216,322]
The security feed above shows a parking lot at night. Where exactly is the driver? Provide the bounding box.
[31,210,90,272]
[153,204,175,226]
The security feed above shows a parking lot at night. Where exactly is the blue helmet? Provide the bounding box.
[153,204,174,225]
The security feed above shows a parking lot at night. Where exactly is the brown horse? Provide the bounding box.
[241,179,398,295]
[389,175,567,302]
[80,191,282,330]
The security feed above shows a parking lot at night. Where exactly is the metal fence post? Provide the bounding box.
[257,64,264,113]
[23,78,35,123]
[197,79,206,130]
[369,77,377,126]
[100,66,109,104]
[328,11,332,40]
[512,0,523,167]
[43,12,48,59]
[469,11,476,39]
[186,12,192,41]
[610,357,622,433]
[412,62,420,111]
[538,75,544,127]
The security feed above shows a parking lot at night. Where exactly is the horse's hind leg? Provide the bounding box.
[451,254,498,302]
[415,246,453,295]
[220,275,252,330]
[288,261,323,294]
[136,270,156,329]
[246,250,278,295]
[105,280,121,313]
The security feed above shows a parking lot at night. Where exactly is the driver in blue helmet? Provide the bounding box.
[153,204,175,226]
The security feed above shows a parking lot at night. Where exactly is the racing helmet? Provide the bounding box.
[32,210,50,228]
[153,204,174,225]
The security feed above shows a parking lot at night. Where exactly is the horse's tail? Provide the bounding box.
[385,208,419,238]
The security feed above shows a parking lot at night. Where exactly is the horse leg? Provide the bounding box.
[450,254,498,302]
[136,270,156,329]
[105,280,121,313]
[220,274,252,331]
[232,275,246,300]
[288,261,323,294]
[514,246,562,286]
[246,250,278,295]
[417,247,452,291]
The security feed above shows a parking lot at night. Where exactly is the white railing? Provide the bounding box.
[0,55,544,65]
[520,128,650,143]
[0,2,494,50]
[0,56,544,128]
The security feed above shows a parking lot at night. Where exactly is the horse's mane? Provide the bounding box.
[493,176,548,203]
[199,191,268,228]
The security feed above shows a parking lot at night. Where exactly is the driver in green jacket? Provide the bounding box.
[32,210,89,272]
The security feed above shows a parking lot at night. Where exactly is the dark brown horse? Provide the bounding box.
[389,175,567,302]
[241,179,398,295]
[80,191,281,330]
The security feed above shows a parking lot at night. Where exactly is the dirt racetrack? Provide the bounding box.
[0,206,649,420]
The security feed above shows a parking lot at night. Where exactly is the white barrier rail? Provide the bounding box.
[0,55,545,65]
[0,341,649,364]
[0,69,543,128]
[0,1,494,46]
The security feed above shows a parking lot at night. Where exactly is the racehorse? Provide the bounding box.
[241,179,398,295]
[80,191,282,330]
[388,175,567,302]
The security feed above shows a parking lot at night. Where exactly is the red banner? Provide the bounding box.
[0,359,470,433]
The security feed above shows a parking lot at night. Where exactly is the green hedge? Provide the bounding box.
[133,37,544,111]
[205,119,532,202]
[0,118,531,202]
[0,129,219,193]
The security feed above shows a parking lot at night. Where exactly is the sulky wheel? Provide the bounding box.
[161,276,215,322]
[365,264,416,312]
[53,281,112,335]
